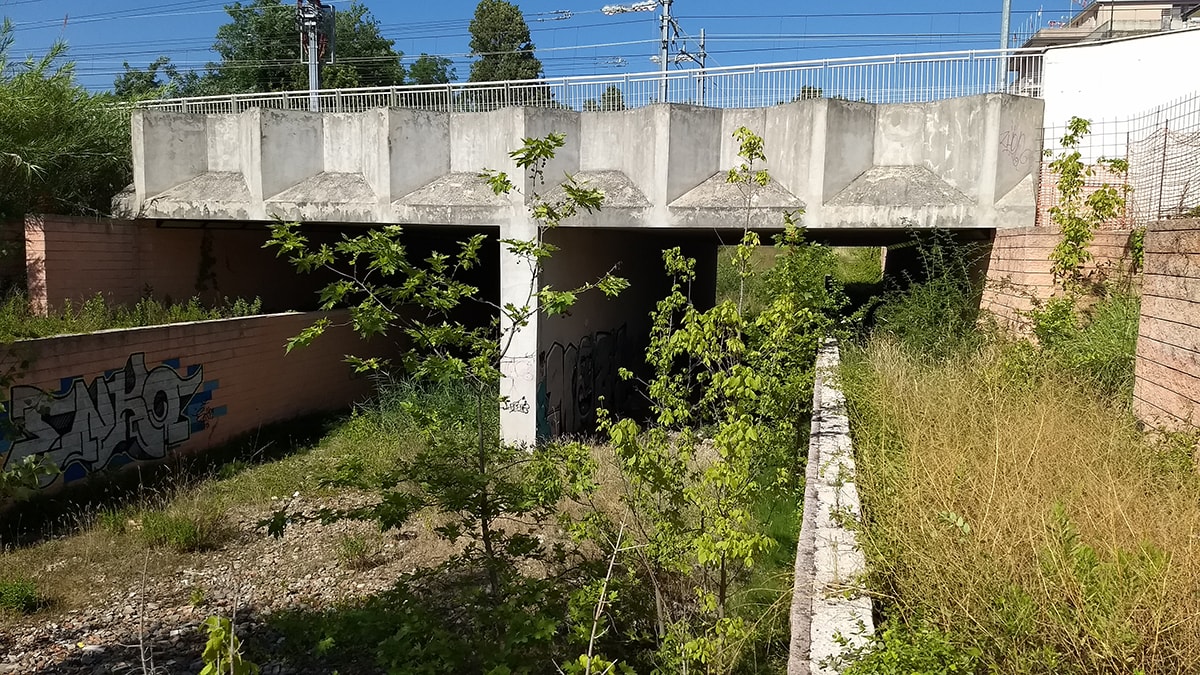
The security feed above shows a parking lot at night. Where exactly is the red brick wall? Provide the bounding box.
[25,214,332,315]
[1134,219,1200,429]
[981,226,1135,330]
[0,311,396,491]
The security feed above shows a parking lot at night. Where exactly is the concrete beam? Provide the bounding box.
[122,95,1044,231]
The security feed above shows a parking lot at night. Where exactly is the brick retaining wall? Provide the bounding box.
[0,311,395,491]
[24,214,333,314]
[1135,218,1200,429]
[981,226,1135,329]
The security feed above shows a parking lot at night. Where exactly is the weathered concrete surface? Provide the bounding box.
[118,94,1044,231]
[790,341,873,675]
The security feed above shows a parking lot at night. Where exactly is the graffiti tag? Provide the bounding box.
[501,397,531,415]
[538,325,630,439]
[999,128,1033,167]
[1,353,213,487]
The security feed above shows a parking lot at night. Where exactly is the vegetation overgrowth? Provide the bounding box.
[0,291,264,342]
[831,128,1181,670]
[0,20,130,221]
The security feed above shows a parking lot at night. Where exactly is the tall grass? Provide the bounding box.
[841,341,1200,674]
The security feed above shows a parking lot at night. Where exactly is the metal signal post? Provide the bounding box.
[297,0,334,111]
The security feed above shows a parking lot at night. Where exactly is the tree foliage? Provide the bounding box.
[0,20,130,220]
[115,0,405,97]
[583,85,626,112]
[408,53,456,85]
[468,0,543,82]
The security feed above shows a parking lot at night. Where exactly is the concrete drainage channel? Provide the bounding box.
[788,340,874,674]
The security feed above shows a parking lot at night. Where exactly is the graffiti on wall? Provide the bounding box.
[0,353,224,487]
[537,325,630,439]
[1000,126,1034,168]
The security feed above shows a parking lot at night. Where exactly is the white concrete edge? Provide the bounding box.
[788,338,874,675]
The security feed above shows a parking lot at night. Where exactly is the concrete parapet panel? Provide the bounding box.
[580,107,658,207]
[258,109,324,200]
[132,110,208,198]
[665,105,722,205]
[762,101,818,205]
[995,95,1045,205]
[923,95,987,199]
[451,108,520,179]
[821,100,876,204]
[379,107,450,205]
[874,103,926,166]
[205,115,241,172]
[523,108,581,199]
[323,113,364,173]
[719,108,769,169]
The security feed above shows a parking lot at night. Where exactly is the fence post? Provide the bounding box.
[1158,117,1170,219]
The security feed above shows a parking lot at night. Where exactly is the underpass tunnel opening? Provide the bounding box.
[710,228,995,332]
[535,228,719,440]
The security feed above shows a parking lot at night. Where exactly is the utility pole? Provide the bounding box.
[658,0,672,102]
[999,0,1012,88]
[604,0,703,104]
[297,0,323,111]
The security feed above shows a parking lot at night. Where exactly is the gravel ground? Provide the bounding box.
[0,494,455,675]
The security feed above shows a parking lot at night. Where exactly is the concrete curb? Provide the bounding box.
[788,339,874,674]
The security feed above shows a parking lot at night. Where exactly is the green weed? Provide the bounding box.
[0,578,42,614]
[140,509,229,553]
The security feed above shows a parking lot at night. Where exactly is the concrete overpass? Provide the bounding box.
[116,93,1044,443]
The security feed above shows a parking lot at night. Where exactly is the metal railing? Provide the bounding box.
[135,47,1049,114]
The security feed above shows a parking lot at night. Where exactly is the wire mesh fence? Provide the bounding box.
[134,48,1046,114]
[1037,91,1200,229]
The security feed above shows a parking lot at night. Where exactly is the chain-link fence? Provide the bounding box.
[1037,90,1200,229]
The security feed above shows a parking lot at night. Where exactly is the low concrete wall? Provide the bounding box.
[24,214,333,315]
[789,341,873,675]
[981,226,1134,329]
[1135,218,1200,429]
[0,310,394,491]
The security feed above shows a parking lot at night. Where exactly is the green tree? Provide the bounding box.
[0,20,130,221]
[120,0,407,96]
[583,85,626,112]
[409,53,456,85]
[262,134,627,670]
[113,56,175,99]
[468,0,543,82]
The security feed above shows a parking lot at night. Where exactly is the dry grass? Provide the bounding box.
[842,339,1200,674]
[0,404,418,627]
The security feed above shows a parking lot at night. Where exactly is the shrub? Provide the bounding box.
[140,509,229,553]
[0,578,43,614]
[873,231,984,358]
[1029,289,1140,396]
[336,533,382,571]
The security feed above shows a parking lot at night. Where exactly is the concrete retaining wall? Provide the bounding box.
[0,310,395,491]
[789,341,873,674]
[24,214,333,315]
[981,226,1134,329]
[1135,218,1200,429]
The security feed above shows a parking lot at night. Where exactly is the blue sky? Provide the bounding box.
[1,0,1081,91]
